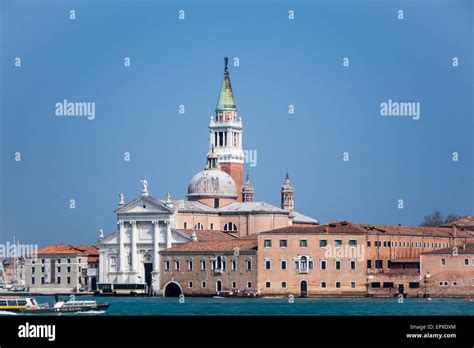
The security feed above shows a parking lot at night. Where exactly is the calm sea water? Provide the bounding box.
[7,296,474,316]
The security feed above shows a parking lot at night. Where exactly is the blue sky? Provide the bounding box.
[1,0,472,247]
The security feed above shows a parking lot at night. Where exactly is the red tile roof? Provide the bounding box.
[259,221,368,235]
[161,240,257,253]
[35,244,98,256]
[441,216,474,227]
[363,224,474,238]
[179,229,237,242]
[258,220,474,238]
[421,243,474,255]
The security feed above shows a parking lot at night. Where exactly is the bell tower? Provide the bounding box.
[209,57,244,200]
[281,171,294,214]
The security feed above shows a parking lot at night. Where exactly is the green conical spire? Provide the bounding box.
[216,57,237,111]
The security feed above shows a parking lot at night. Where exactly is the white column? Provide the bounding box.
[131,221,138,272]
[118,221,125,272]
[99,250,106,283]
[152,220,160,272]
[166,220,172,248]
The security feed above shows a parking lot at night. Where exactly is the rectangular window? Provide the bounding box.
[279,239,287,247]
[300,240,308,247]
[210,223,214,230]
[232,281,237,289]
[281,260,287,270]
[321,260,327,270]
[349,240,357,247]
[247,282,252,288]
[367,241,371,247]
[32,267,35,274]
[187,260,193,271]
[188,281,193,288]
[335,281,341,288]
[367,260,372,269]
[201,281,206,288]
[31,277,35,285]
[264,239,272,247]
[41,277,45,284]
[41,267,45,273]
[335,260,341,270]
[334,240,342,248]
[67,266,71,273]
[371,282,381,288]
[57,266,61,273]
[200,260,206,271]
[231,260,237,271]
[409,282,420,289]
[57,277,61,284]
[383,282,394,288]
[321,282,327,288]
[465,259,469,266]
[183,222,187,229]
[320,240,328,247]
[387,260,392,269]
[265,282,271,288]
[175,260,180,271]
[375,260,383,269]
[165,260,170,271]
[246,259,252,271]
[67,276,71,284]
[67,258,70,264]
[441,258,446,266]
[350,282,356,288]
[350,260,356,270]
[281,282,287,288]
[265,260,271,270]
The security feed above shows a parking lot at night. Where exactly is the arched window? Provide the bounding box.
[301,256,308,269]
[194,222,204,230]
[109,256,116,271]
[223,222,238,232]
[187,259,193,271]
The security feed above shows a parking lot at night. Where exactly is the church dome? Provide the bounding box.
[187,169,237,199]
[187,146,238,199]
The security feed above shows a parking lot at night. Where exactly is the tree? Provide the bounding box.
[444,214,463,224]
[420,211,444,227]
[420,211,466,227]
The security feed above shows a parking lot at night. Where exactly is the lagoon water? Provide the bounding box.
[9,296,474,316]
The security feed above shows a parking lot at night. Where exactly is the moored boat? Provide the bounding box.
[20,295,109,314]
[0,296,39,312]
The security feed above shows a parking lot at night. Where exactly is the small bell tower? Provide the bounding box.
[242,173,254,202]
[281,171,294,213]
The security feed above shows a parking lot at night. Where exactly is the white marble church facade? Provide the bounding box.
[97,181,193,294]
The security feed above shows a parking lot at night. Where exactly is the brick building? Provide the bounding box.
[420,244,474,297]
[160,235,258,296]
[158,220,474,298]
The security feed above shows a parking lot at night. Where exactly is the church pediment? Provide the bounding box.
[98,230,119,245]
[115,195,174,215]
